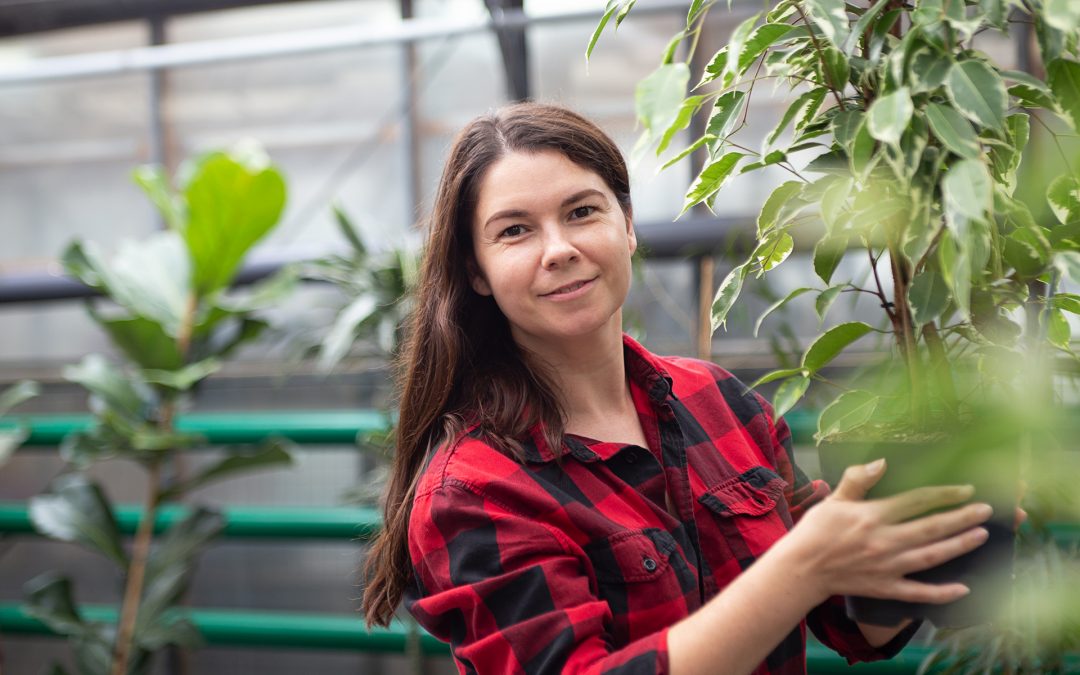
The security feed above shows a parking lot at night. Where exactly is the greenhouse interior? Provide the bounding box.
[1,0,1078,673]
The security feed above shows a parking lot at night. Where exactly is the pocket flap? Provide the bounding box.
[588,528,676,584]
[699,466,788,517]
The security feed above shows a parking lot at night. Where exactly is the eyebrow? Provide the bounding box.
[483,189,608,230]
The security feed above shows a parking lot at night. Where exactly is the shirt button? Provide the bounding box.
[642,557,657,572]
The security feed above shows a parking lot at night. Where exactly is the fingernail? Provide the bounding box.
[975,503,993,519]
[866,458,886,475]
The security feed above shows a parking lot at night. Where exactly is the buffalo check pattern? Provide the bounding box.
[404,335,919,674]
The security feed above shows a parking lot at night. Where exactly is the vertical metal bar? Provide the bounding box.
[148,13,170,231]
[688,13,713,360]
[401,0,422,228]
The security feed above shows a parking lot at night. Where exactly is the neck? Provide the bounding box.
[514,321,632,425]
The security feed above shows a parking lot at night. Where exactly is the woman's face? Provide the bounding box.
[469,150,636,352]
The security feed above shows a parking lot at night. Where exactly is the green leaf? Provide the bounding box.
[821,176,853,230]
[755,287,814,337]
[1052,293,1080,314]
[925,102,980,159]
[803,0,849,47]
[1048,174,1080,225]
[586,1,619,61]
[754,231,794,272]
[908,268,950,325]
[96,314,184,371]
[132,166,185,231]
[659,135,714,172]
[681,152,745,215]
[1056,251,1080,285]
[686,0,706,26]
[63,354,153,421]
[1047,308,1071,349]
[739,23,798,74]
[909,47,952,94]
[815,285,844,321]
[1003,235,1045,278]
[636,63,690,136]
[867,87,913,146]
[318,295,379,373]
[843,0,889,56]
[750,367,806,389]
[813,236,847,284]
[23,573,85,636]
[1044,0,1080,32]
[142,358,222,391]
[332,204,366,255]
[157,438,293,503]
[802,321,874,374]
[823,48,849,91]
[705,91,747,142]
[29,474,127,569]
[757,181,803,235]
[0,379,39,416]
[721,12,762,85]
[943,158,992,221]
[0,428,28,467]
[183,149,287,297]
[816,389,879,440]
[939,231,972,317]
[767,88,827,146]
[64,234,191,337]
[700,46,729,87]
[615,0,636,27]
[711,262,750,332]
[658,95,708,156]
[1048,59,1080,132]
[946,59,1007,132]
[773,375,811,419]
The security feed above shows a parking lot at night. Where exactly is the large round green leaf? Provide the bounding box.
[183,151,287,298]
[867,87,913,145]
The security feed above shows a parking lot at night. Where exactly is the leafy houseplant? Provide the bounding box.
[25,147,297,675]
[590,0,1080,627]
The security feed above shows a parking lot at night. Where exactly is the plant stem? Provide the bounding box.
[111,457,163,675]
[868,246,899,327]
[888,244,925,425]
[793,2,846,110]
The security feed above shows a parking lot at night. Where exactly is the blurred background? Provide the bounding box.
[0,1,1030,673]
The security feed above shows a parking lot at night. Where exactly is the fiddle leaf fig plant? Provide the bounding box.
[27,147,296,675]
[591,0,1080,433]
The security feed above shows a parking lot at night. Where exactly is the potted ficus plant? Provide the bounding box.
[591,0,1080,629]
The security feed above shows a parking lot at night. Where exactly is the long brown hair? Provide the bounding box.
[362,101,632,627]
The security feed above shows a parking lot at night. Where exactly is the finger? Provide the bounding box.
[877,484,976,523]
[1014,507,1028,530]
[833,459,887,501]
[880,579,972,605]
[892,526,990,576]
[888,502,993,548]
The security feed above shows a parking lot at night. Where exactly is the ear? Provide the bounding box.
[467,258,493,296]
[626,215,637,256]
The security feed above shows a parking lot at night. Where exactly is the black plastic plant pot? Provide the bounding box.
[817,434,1019,628]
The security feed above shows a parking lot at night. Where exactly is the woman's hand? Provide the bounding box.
[778,459,994,606]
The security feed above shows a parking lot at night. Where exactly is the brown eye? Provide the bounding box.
[571,206,596,219]
[499,225,525,238]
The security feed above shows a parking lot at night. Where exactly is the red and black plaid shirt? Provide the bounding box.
[405,335,918,674]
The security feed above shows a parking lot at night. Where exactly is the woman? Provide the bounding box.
[362,102,993,674]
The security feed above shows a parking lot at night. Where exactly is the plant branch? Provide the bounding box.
[868,246,899,325]
[111,457,162,675]
[913,219,948,276]
[793,1,845,110]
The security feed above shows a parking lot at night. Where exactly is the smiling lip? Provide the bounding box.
[541,277,598,299]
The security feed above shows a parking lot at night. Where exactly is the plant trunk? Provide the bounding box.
[889,246,925,426]
[111,458,162,675]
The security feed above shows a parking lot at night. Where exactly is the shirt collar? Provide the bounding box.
[522,333,674,464]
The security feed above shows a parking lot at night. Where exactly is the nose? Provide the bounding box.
[540,225,579,270]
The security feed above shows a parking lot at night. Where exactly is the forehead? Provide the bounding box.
[474,150,609,214]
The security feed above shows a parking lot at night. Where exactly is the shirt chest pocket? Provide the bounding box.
[585,528,690,645]
[698,466,792,544]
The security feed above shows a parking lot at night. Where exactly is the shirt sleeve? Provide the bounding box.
[405,479,671,675]
[759,396,923,663]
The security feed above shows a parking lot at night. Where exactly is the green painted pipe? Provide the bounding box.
[0,502,381,540]
[0,411,391,448]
